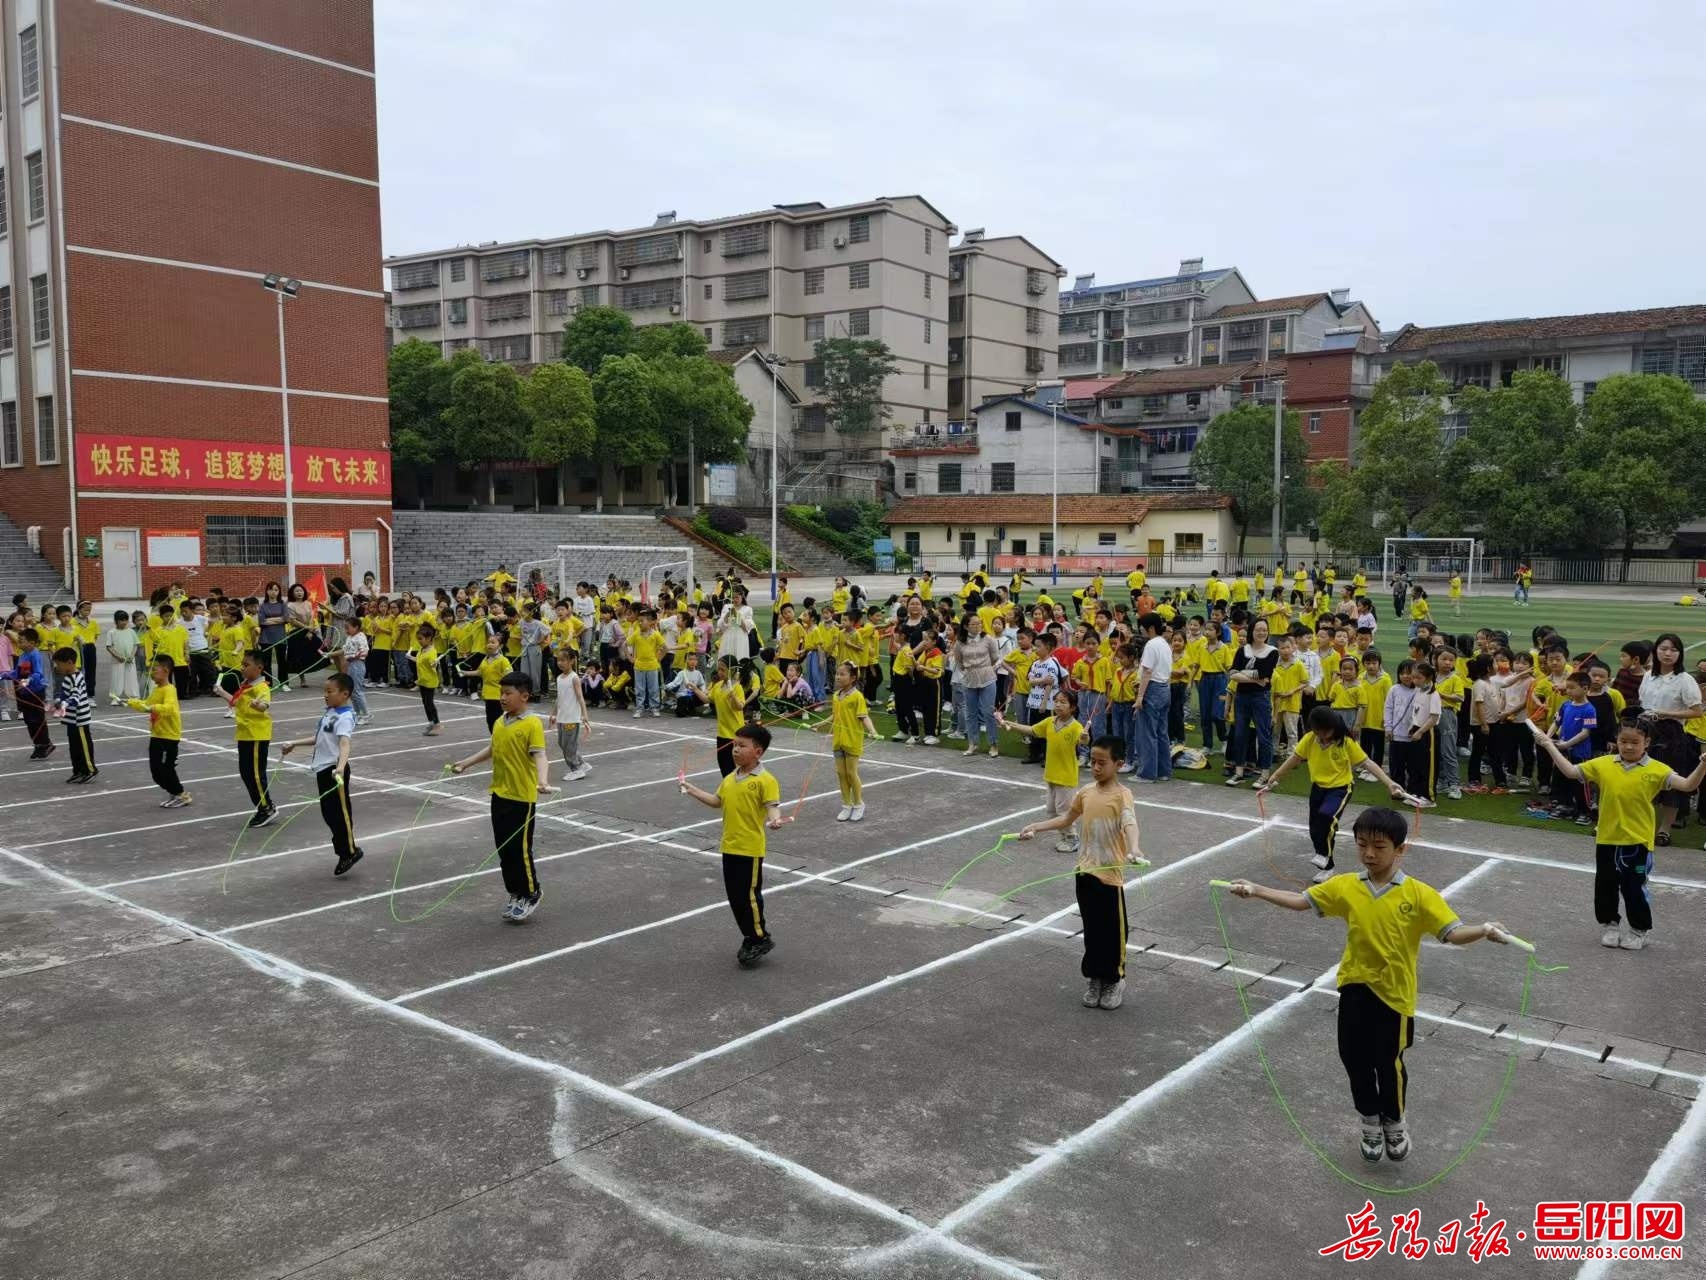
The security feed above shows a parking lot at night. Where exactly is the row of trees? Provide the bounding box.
[389,309,753,507]
[1192,363,1706,566]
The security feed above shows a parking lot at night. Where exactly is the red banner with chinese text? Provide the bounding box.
[75,434,390,497]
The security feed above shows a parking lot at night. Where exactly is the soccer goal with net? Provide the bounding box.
[517,544,696,602]
[1381,537,1481,595]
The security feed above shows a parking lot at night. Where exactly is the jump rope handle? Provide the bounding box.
[1209,878,1233,889]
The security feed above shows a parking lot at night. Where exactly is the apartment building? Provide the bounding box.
[1197,290,1377,367]
[946,231,1063,418]
[1056,260,1254,378]
[385,197,955,486]
[1373,305,1706,443]
[0,0,389,598]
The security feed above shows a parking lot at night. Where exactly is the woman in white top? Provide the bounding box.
[1638,632,1703,845]
[715,589,756,679]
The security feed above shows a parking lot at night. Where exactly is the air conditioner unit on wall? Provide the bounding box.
[576,268,591,279]
[619,267,631,280]
[669,304,681,315]
[833,236,847,249]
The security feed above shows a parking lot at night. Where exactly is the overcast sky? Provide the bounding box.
[374,0,1702,329]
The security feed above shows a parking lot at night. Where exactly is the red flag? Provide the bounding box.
[305,570,329,608]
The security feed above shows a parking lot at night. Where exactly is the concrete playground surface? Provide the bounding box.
[1,686,1701,1279]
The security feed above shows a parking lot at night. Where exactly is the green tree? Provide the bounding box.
[560,305,635,374]
[444,355,528,506]
[646,354,753,506]
[1315,460,1381,555]
[1351,360,1453,537]
[522,362,597,508]
[591,354,665,508]
[1189,401,1314,558]
[1568,373,1706,576]
[815,337,899,435]
[632,322,709,360]
[1447,369,1584,556]
[387,339,453,477]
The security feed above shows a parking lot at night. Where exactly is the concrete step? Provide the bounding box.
[392,511,697,593]
[731,508,857,576]
[0,513,68,601]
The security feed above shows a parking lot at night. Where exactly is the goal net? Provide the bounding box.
[1381,537,1481,595]
[519,544,695,605]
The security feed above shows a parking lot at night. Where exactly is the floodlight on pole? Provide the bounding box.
[1035,379,1066,585]
[261,274,301,582]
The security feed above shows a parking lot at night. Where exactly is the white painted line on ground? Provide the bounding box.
[392,801,1044,1008]
[620,825,1265,1092]
[932,860,1502,1237]
[0,769,251,810]
[1575,1090,1706,1279]
[0,841,1042,1280]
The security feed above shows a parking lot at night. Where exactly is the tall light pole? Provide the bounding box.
[1269,375,1286,566]
[262,274,301,582]
[1036,378,1065,585]
[763,351,788,601]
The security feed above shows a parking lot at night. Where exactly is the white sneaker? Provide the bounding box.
[1413,797,1436,809]
[961,746,977,757]
[922,735,939,745]
[1446,788,1463,801]
[849,804,865,822]
[1054,838,1078,853]
[1311,867,1334,884]
[905,736,919,745]
[223,707,236,719]
[356,714,373,726]
[1310,853,1331,870]
[891,731,909,742]
[1383,1121,1411,1162]
[1600,927,1623,948]
[836,805,853,822]
[649,709,661,717]
[1619,929,1648,951]
[632,709,642,719]
[566,766,588,781]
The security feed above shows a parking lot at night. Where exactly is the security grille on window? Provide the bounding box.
[804,224,823,251]
[1174,532,1204,559]
[546,290,572,316]
[577,244,600,269]
[480,335,531,362]
[444,338,470,352]
[19,26,38,101]
[1677,336,1706,388]
[1127,301,1189,326]
[948,296,965,323]
[924,227,933,255]
[723,270,769,302]
[848,309,870,337]
[614,234,680,267]
[0,402,16,466]
[618,280,681,309]
[579,285,599,305]
[481,250,530,282]
[991,462,1015,492]
[1059,313,1094,334]
[849,262,870,290]
[1005,411,1021,432]
[804,361,824,388]
[543,248,567,276]
[1026,307,1042,334]
[722,317,769,347]
[937,462,962,494]
[1025,347,1046,374]
[1456,361,1492,389]
[391,262,438,291]
[924,275,932,300]
[721,223,769,257]
[26,153,43,224]
[35,395,54,463]
[394,302,440,329]
[1127,332,1188,360]
[483,293,530,322]
[0,168,9,238]
[1639,345,1675,375]
[30,275,48,343]
[449,258,466,283]
[924,319,932,344]
[1268,317,1287,352]
[804,268,824,295]
[205,516,286,566]
[0,287,11,352]
[848,214,870,244]
[801,404,827,431]
[446,298,467,324]
[805,315,825,341]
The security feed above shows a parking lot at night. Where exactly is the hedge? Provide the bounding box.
[691,515,793,574]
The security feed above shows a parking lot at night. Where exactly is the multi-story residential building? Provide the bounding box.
[1056,260,1254,378]
[1091,366,1264,488]
[1197,290,1377,367]
[946,231,1063,419]
[385,196,958,503]
[0,0,390,598]
[1373,305,1706,443]
[1281,331,1382,463]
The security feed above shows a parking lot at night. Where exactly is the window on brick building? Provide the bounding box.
[1308,412,1321,434]
[19,26,38,102]
[0,402,17,467]
[34,395,54,463]
[205,515,286,566]
[30,274,48,344]
[0,286,12,353]
[26,153,43,224]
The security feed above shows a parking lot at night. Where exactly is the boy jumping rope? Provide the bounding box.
[681,723,783,967]
[281,673,363,876]
[230,649,276,827]
[1225,807,1513,1163]
[452,670,555,922]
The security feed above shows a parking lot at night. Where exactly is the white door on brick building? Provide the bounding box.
[102,528,141,599]
[349,529,380,594]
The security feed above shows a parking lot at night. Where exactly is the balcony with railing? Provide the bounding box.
[888,421,979,454]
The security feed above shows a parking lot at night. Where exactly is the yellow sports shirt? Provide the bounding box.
[490,712,545,803]
[717,767,781,858]
[1307,870,1460,1017]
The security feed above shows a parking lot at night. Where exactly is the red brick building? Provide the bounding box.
[1239,336,1381,465]
[0,0,388,600]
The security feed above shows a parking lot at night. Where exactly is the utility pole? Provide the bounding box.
[1270,377,1285,565]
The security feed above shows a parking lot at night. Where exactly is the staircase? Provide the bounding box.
[0,513,67,602]
[392,511,683,590]
[734,508,857,575]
